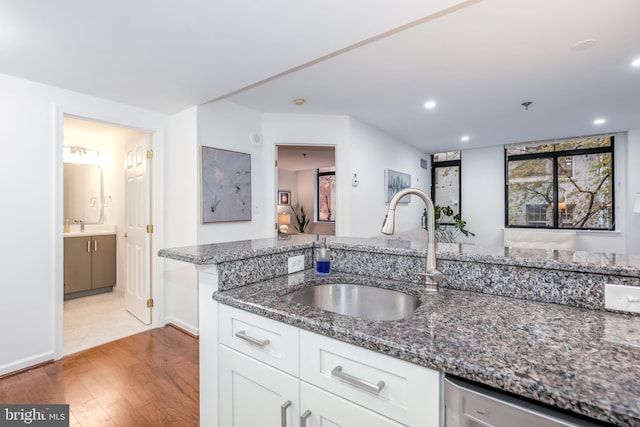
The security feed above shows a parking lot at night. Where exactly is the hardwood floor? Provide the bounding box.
[0,326,199,426]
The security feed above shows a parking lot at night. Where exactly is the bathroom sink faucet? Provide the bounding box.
[74,220,85,232]
[381,188,444,291]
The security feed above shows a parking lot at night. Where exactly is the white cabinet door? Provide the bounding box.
[220,345,299,427]
[300,382,404,427]
[300,330,440,426]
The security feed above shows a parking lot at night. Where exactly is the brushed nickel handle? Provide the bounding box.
[331,365,385,394]
[87,240,91,252]
[300,410,311,427]
[280,400,291,427]
[234,330,270,347]
[94,240,98,252]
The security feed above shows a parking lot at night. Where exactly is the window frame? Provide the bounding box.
[316,168,335,223]
[431,152,462,226]
[504,137,615,230]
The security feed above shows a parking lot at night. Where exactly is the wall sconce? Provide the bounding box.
[634,193,640,213]
[278,213,291,234]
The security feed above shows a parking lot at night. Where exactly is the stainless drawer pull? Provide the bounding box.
[234,330,270,347]
[300,410,311,427]
[331,365,385,394]
[280,400,291,427]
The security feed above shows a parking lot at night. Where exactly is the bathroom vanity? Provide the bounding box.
[159,235,640,426]
[64,231,116,299]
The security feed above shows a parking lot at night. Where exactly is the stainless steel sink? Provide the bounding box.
[280,283,420,321]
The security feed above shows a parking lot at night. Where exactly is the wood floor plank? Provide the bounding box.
[0,326,199,427]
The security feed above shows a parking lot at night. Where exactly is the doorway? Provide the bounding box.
[276,145,336,236]
[61,116,155,355]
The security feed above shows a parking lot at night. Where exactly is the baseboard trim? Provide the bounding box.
[165,317,199,338]
[0,352,55,379]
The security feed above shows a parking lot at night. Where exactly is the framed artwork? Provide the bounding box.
[278,190,291,206]
[384,169,411,203]
[201,146,251,223]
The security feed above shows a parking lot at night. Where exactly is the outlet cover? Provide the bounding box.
[605,284,640,314]
[288,255,305,274]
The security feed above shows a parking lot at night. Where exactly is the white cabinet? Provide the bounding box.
[300,330,440,426]
[300,382,404,427]
[219,346,299,427]
[219,305,441,427]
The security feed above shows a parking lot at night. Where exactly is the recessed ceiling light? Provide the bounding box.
[570,39,596,51]
[632,58,640,67]
[424,100,436,109]
[293,98,305,106]
[461,135,470,142]
[593,118,606,125]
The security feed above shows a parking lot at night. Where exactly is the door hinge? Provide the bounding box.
[146,150,153,160]
[275,159,278,167]
[146,224,154,234]
[147,298,154,308]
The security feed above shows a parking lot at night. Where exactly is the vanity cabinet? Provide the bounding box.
[218,304,440,427]
[64,234,116,296]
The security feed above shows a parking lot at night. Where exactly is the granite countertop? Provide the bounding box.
[158,234,640,277]
[213,270,640,426]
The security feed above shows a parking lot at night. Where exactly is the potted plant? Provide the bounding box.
[292,203,310,233]
[422,205,475,243]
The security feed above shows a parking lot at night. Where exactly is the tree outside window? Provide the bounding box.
[506,136,614,230]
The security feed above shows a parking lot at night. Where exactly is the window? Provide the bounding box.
[431,151,461,224]
[317,167,335,221]
[505,135,614,230]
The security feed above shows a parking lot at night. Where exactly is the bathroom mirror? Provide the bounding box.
[63,163,104,224]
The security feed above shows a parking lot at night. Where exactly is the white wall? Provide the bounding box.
[0,72,169,375]
[346,118,431,238]
[196,101,272,244]
[462,145,505,247]
[161,106,199,334]
[263,113,430,238]
[627,129,640,255]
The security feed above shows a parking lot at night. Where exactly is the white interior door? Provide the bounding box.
[124,135,152,324]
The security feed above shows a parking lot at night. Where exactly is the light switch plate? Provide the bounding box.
[288,255,305,274]
[605,284,640,314]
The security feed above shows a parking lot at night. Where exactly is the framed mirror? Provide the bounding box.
[63,163,104,224]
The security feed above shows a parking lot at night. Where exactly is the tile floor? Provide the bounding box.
[63,290,154,355]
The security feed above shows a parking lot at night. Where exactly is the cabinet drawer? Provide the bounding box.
[300,330,440,426]
[219,305,299,376]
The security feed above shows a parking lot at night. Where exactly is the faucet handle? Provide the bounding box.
[417,270,444,291]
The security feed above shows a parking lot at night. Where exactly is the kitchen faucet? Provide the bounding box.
[381,188,444,291]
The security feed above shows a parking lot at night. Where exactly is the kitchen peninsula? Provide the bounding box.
[159,235,640,426]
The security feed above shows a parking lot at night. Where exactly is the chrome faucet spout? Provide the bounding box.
[381,188,443,290]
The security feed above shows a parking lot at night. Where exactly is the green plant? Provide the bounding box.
[422,205,475,243]
[292,203,310,233]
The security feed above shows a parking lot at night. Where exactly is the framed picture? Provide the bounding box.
[384,169,411,203]
[278,190,291,206]
[201,146,252,223]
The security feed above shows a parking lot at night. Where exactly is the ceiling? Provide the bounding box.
[3,0,639,153]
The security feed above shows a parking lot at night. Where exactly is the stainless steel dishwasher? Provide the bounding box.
[444,376,605,426]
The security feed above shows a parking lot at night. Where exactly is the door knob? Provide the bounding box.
[120,233,128,238]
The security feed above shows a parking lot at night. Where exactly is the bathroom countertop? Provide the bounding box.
[64,230,117,237]
[213,270,640,426]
